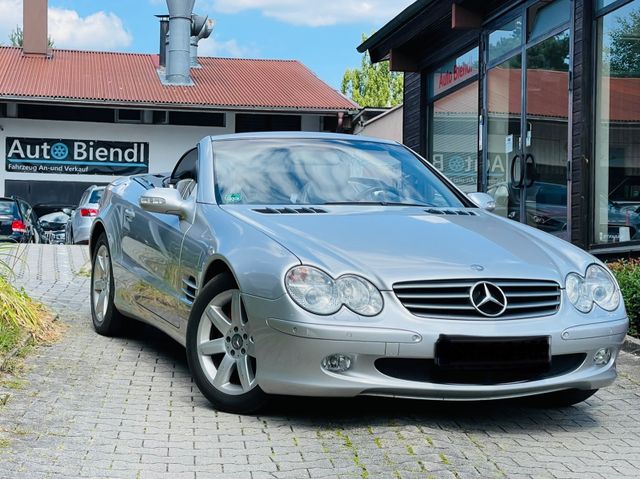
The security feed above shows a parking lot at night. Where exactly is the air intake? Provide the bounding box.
[253,207,328,214]
[190,14,214,68]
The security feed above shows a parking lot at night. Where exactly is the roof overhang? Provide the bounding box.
[358,0,489,71]
[0,95,359,115]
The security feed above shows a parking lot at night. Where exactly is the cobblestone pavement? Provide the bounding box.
[0,245,639,479]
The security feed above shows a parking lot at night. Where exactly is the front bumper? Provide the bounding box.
[243,292,628,400]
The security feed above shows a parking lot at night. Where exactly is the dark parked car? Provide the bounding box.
[0,196,40,243]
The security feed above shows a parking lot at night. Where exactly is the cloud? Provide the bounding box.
[49,9,132,50]
[0,0,132,50]
[197,36,257,58]
[0,0,21,43]
[207,0,414,27]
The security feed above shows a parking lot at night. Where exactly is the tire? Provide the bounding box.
[90,233,126,336]
[67,228,74,245]
[186,272,268,414]
[529,389,598,408]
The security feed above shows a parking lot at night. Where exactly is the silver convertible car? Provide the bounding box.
[89,132,628,413]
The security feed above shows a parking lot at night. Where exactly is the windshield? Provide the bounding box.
[213,138,467,207]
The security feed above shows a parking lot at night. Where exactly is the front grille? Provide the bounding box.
[393,278,561,320]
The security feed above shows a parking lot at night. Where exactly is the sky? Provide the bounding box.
[0,0,414,89]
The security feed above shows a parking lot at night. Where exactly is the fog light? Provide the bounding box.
[593,348,612,365]
[321,354,352,372]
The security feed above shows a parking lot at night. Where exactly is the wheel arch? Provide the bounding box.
[89,220,107,258]
[201,256,240,290]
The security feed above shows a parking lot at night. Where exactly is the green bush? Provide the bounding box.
[608,259,640,337]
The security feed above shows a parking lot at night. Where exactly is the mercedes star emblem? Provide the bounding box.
[469,281,508,317]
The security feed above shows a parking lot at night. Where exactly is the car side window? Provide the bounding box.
[79,191,89,206]
[18,201,30,220]
[170,148,198,186]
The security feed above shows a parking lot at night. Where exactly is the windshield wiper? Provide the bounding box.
[322,201,435,207]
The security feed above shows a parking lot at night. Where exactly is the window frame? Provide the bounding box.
[589,0,640,251]
[426,45,481,194]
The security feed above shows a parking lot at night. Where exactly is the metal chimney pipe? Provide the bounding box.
[190,15,213,68]
[156,15,169,68]
[165,0,195,85]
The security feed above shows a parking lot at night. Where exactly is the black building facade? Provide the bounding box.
[360,0,640,257]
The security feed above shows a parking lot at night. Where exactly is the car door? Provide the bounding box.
[126,148,198,330]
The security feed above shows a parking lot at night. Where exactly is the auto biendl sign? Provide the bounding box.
[5,137,149,175]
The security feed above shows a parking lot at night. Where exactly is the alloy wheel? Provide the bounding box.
[197,289,257,395]
[92,245,110,324]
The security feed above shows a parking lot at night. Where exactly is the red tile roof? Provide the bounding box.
[0,47,358,112]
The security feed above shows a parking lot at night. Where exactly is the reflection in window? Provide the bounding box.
[213,139,465,207]
[527,0,570,41]
[595,0,640,244]
[431,81,479,193]
[489,17,523,63]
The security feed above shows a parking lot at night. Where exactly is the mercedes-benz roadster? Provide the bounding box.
[89,133,628,413]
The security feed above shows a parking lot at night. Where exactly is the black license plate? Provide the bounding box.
[435,335,551,370]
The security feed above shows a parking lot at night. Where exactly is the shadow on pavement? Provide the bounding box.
[121,320,600,431]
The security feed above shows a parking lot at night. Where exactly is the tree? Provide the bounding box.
[608,8,640,78]
[341,34,403,108]
[8,26,54,48]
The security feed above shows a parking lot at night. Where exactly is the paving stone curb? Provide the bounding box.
[623,334,640,356]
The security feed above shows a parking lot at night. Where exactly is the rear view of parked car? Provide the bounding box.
[0,197,40,243]
[67,186,104,245]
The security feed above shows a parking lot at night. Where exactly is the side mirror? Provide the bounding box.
[468,192,496,212]
[62,208,73,216]
[139,188,191,220]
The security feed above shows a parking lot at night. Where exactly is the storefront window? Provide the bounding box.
[430,48,479,193]
[594,0,640,244]
[489,17,523,62]
[527,0,570,40]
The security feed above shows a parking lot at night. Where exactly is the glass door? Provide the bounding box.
[484,0,571,239]
[523,31,570,239]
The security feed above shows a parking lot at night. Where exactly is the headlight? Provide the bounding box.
[285,266,383,316]
[336,275,384,316]
[566,264,621,313]
[285,266,341,315]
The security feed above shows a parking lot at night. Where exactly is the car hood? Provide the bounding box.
[223,205,596,290]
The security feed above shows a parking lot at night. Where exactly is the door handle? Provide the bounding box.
[124,208,135,222]
[524,154,536,188]
[510,154,524,188]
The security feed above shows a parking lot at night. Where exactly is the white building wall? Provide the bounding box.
[356,106,403,143]
[0,114,323,197]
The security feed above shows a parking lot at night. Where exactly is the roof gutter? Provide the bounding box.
[0,95,359,114]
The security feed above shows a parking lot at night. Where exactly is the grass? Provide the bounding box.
[0,245,61,372]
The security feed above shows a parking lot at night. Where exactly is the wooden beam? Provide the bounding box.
[389,48,419,72]
[452,3,482,30]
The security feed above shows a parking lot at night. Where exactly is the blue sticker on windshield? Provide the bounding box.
[224,193,242,203]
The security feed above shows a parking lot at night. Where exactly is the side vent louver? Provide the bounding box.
[425,208,477,216]
[181,276,198,305]
[253,207,328,214]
